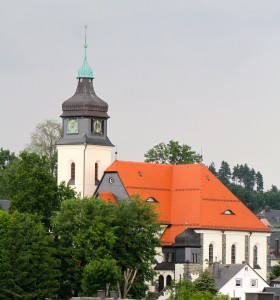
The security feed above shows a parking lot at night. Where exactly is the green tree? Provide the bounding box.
[144,140,202,164]
[7,151,75,227]
[255,171,264,192]
[26,119,62,174]
[208,162,217,176]
[217,161,231,185]
[270,263,280,280]
[111,195,161,299]
[81,258,121,296]
[0,211,60,299]
[52,197,117,299]
[0,148,16,170]
[52,196,161,299]
[193,270,217,295]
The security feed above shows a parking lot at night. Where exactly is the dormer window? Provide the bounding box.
[222,209,235,215]
[146,197,158,203]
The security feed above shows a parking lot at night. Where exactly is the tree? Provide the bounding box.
[255,171,264,192]
[0,148,16,170]
[144,140,202,164]
[168,279,228,300]
[52,197,117,299]
[81,258,121,296]
[7,151,75,228]
[111,195,161,299]
[0,211,60,299]
[270,263,280,280]
[217,161,231,185]
[193,270,217,295]
[51,196,161,299]
[208,162,217,176]
[26,118,62,174]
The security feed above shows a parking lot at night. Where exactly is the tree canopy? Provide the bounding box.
[6,151,75,227]
[144,140,202,164]
[51,196,161,299]
[0,211,60,299]
[26,119,62,174]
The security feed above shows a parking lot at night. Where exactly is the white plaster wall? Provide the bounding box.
[195,229,269,280]
[219,266,269,300]
[225,231,246,265]
[249,233,269,280]
[57,144,112,197]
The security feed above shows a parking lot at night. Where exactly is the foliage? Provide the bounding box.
[26,118,62,174]
[0,211,60,299]
[111,195,161,298]
[144,140,202,164]
[81,258,121,296]
[218,161,231,186]
[270,262,280,281]
[0,148,16,170]
[168,279,228,300]
[52,197,117,299]
[7,151,75,227]
[51,196,161,299]
[192,270,217,295]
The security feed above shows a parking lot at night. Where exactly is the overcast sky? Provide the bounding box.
[1,1,280,190]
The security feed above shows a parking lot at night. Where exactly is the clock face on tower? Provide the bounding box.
[92,119,103,134]
[67,119,79,134]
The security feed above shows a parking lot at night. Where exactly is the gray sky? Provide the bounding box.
[1,1,280,190]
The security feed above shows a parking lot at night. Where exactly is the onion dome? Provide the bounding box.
[61,79,109,118]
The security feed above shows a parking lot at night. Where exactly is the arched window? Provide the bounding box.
[231,244,236,264]
[158,275,164,292]
[253,245,258,267]
[71,162,75,180]
[95,162,99,182]
[166,275,172,287]
[209,244,214,264]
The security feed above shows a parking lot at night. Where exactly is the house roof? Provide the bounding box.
[209,263,245,289]
[102,161,270,244]
[258,207,280,228]
[98,192,117,205]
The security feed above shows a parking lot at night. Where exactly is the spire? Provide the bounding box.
[78,24,94,79]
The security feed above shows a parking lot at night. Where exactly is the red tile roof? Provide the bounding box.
[103,161,270,244]
[98,192,117,205]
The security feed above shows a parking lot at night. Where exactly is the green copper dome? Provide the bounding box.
[77,29,94,79]
[78,56,94,78]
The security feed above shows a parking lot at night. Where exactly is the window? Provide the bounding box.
[235,278,242,287]
[192,253,198,263]
[71,162,75,180]
[253,245,258,267]
[167,252,174,262]
[95,163,99,182]
[251,279,258,288]
[166,275,172,287]
[209,244,213,264]
[231,245,236,264]
[158,275,164,292]
[222,209,235,215]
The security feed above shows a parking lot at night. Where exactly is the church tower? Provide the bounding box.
[57,31,113,197]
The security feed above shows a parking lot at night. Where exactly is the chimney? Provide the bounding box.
[212,261,220,278]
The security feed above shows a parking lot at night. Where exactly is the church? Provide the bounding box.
[56,37,271,296]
